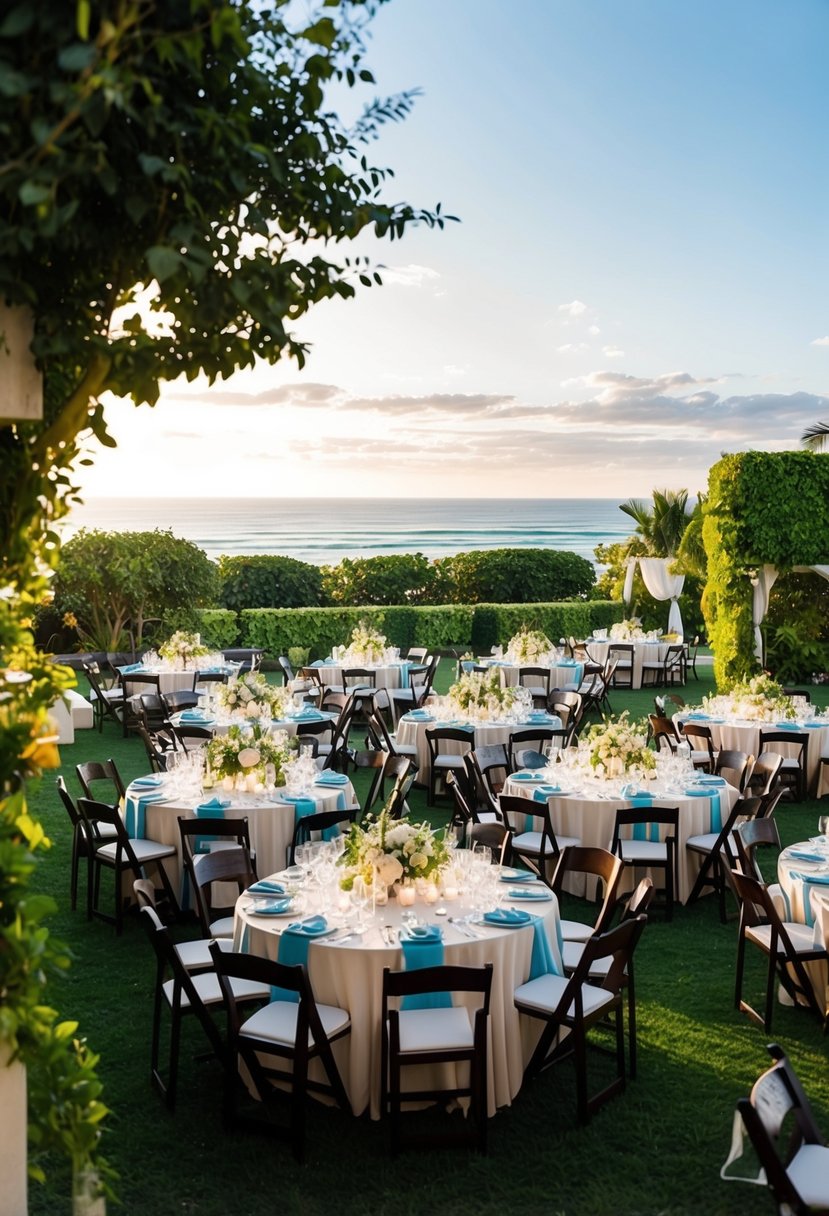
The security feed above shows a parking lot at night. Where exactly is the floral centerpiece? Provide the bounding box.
[338,621,392,665]
[158,629,210,669]
[609,618,647,642]
[704,673,796,722]
[579,712,657,781]
[444,669,524,721]
[215,671,292,721]
[505,627,556,664]
[206,724,295,785]
[338,805,450,891]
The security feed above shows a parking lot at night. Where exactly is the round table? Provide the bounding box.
[170,710,338,739]
[311,662,413,691]
[475,659,586,692]
[120,665,233,695]
[124,774,358,898]
[396,712,562,775]
[233,881,562,1118]
[777,839,829,1009]
[502,768,741,903]
[676,713,829,796]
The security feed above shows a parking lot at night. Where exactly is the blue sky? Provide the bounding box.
[79,0,829,499]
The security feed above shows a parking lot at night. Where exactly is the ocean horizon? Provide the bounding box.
[60,497,632,568]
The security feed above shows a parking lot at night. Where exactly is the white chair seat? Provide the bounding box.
[208,915,235,938]
[97,837,175,863]
[387,739,418,758]
[397,1006,474,1053]
[780,758,800,771]
[174,937,233,971]
[433,755,467,770]
[163,971,269,1010]
[241,998,350,1046]
[559,918,593,942]
[618,839,668,864]
[561,940,615,979]
[746,922,822,955]
[514,972,615,1019]
[686,832,720,853]
[787,1143,829,1206]
[513,830,580,854]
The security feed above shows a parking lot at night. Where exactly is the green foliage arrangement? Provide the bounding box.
[194,609,239,651]
[434,548,595,604]
[53,530,218,652]
[764,571,829,683]
[703,452,829,686]
[321,553,435,605]
[217,554,326,613]
[240,601,621,657]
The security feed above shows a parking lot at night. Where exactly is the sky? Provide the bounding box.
[76,0,829,500]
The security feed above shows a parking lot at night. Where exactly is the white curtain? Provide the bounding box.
[622,558,636,606]
[809,565,829,583]
[752,565,778,664]
[638,557,685,636]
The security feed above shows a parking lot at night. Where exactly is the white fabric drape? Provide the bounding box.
[622,558,636,605]
[752,565,778,664]
[638,557,685,636]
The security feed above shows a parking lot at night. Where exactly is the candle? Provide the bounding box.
[424,883,440,904]
[397,883,416,907]
[221,776,234,792]
[245,773,258,793]
[443,885,459,901]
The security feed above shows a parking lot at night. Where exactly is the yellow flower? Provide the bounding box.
[62,611,78,629]
[22,733,61,770]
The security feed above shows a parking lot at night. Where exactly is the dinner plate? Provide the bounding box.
[248,898,297,917]
[507,889,553,902]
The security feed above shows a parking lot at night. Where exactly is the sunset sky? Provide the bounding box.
[76,0,829,500]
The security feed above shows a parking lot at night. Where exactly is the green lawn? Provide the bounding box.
[25,662,829,1216]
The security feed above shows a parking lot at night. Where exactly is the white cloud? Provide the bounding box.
[588,325,601,335]
[602,345,625,359]
[811,336,829,347]
[557,342,588,353]
[558,299,588,317]
[378,264,441,288]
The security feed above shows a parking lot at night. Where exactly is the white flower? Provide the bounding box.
[409,852,428,870]
[237,747,261,768]
[375,854,404,885]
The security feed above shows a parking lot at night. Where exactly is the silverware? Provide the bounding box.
[448,917,476,939]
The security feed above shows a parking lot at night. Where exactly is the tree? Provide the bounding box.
[218,554,326,612]
[0,0,451,599]
[321,553,436,604]
[54,529,219,650]
[801,422,829,450]
[619,489,693,557]
[435,549,595,604]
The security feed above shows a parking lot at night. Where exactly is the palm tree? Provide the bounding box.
[619,489,692,557]
[801,422,829,450]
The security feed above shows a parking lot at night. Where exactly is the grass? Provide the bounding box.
[24,662,829,1216]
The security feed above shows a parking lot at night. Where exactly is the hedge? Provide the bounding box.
[217,554,325,611]
[195,608,239,650]
[703,451,829,686]
[238,601,623,658]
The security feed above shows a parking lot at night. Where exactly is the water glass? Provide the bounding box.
[818,815,829,839]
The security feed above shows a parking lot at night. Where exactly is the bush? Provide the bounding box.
[239,601,620,657]
[195,609,239,650]
[435,548,594,603]
[217,554,325,612]
[321,554,436,605]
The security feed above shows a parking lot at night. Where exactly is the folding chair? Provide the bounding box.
[611,806,679,921]
[499,793,580,885]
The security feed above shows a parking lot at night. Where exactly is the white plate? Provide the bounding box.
[248,898,297,917]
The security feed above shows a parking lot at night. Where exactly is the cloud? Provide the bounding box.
[377,264,441,288]
[588,325,601,335]
[558,299,588,317]
[811,336,829,347]
[602,345,625,359]
[167,382,343,407]
[557,342,588,354]
[343,392,517,415]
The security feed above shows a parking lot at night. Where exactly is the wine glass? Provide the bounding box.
[350,876,372,931]
[818,815,829,840]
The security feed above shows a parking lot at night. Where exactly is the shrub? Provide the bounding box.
[195,609,239,650]
[217,554,325,612]
[435,548,594,603]
[321,554,436,605]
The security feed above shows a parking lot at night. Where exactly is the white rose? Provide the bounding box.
[237,747,261,768]
[245,701,261,718]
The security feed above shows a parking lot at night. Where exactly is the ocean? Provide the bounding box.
[60,498,631,568]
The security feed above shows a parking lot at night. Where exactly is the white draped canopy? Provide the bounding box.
[623,556,685,636]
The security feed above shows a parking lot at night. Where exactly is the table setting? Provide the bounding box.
[232,809,563,1117]
[776,817,829,1008]
[675,673,829,795]
[469,627,586,692]
[170,671,338,739]
[118,629,235,694]
[502,713,740,901]
[579,620,676,688]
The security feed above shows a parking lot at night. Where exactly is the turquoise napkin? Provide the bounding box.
[483,907,531,927]
[310,659,327,667]
[686,712,710,721]
[272,916,330,1002]
[195,796,230,816]
[533,785,562,802]
[684,787,722,833]
[180,710,208,722]
[401,925,450,1010]
[513,772,544,783]
[788,849,826,864]
[500,869,537,883]
[528,916,562,978]
[774,721,802,730]
[132,776,163,788]
[290,708,323,720]
[253,897,295,916]
[790,873,829,926]
[314,772,348,785]
[125,790,167,837]
[508,887,553,901]
[247,879,286,895]
[118,662,146,674]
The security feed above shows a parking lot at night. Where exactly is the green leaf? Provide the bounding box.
[57,43,97,73]
[146,246,184,283]
[18,181,51,207]
[76,0,91,40]
[301,17,337,48]
[0,5,35,37]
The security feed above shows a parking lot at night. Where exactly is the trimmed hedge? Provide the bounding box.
[217,554,325,611]
[239,601,622,658]
[195,608,239,650]
[435,548,595,603]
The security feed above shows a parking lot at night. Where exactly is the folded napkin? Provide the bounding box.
[280,794,317,819]
[513,772,544,783]
[697,775,727,785]
[180,710,208,722]
[132,776,163,788]
[252,897,295,916]
[401,925,449,1010]
[310,659,327,667]
[314,772,349,786]
[118,662,147,674]
[290,708,323,720]
[788,849,827,864]
[805,721,826,728]
[246,879,286,895]
[195,796,230,817]
[483,907,531,927]
[272,915,330,1002]
[508,887,553,901]
[533,785,562,802]
[774,721,802,730]
[406,710,434,720]
[500,869,537,883]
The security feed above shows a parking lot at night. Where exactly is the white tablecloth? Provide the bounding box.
[397,714,562,775]
[777,840,829,1008]
[676,715,829,796]
[502,772,740,902]
[478,660,586,692]
[233,887,562,1118]
[311,663,412,691]
[170,711,338,738]
[582,640,670,689]
[124,776,357,897]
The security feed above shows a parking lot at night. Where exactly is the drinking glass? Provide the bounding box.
[818,815,829,839]
[351,876,373,930]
